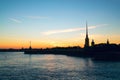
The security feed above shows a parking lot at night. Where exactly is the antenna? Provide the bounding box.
[30,41,31,47]
[29,41,32,49]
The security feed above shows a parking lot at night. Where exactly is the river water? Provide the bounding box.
[0,52,120,80]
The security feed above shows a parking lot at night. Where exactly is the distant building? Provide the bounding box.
[84,22,89,47]
[29,41,32,50]
[91,39,95,46]
[21,47,24,50]
[107,39,109,44]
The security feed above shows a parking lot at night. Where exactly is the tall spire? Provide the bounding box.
[84,21,89,47]
[86,21,88,37]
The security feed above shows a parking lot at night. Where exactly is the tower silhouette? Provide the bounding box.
[29,41,32,50]
[107,39,109,44]
[84,21,89,47]
[91,39,95,46]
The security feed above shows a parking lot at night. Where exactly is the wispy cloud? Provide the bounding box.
[9,18,22,23]
[42,24,108,35]
[42,28,84,35]
[26,16,49,19]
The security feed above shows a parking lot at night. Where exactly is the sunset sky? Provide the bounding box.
[0,0,120,49]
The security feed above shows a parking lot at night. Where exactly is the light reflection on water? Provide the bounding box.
[0,52,120,80]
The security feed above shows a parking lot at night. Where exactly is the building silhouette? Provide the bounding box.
[84,22,89,47]
[29,41,32,50]
[107,39,109,44]
[91,39,95,46]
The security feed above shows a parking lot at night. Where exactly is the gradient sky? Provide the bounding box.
[0,0,120,48]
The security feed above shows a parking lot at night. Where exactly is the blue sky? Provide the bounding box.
[0,0,120,48]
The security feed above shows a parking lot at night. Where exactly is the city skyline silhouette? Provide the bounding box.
[0,0,120,49]
[0,1,120,80]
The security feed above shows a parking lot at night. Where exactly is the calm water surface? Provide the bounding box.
[0,52,120,80]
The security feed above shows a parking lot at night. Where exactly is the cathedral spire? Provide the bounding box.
[84,21,89,47]
[86,21,88,37]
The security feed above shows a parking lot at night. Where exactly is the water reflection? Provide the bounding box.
[0,52,120,80]
[27,54,94,72]
[28,54,32,66]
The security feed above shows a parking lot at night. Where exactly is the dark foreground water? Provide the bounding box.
[0,52,120,80]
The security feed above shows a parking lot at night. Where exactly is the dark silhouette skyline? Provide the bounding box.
[0,21,120,61]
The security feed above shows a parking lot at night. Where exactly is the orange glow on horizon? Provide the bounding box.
[0,40,84,49]
[0,34,119,49]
